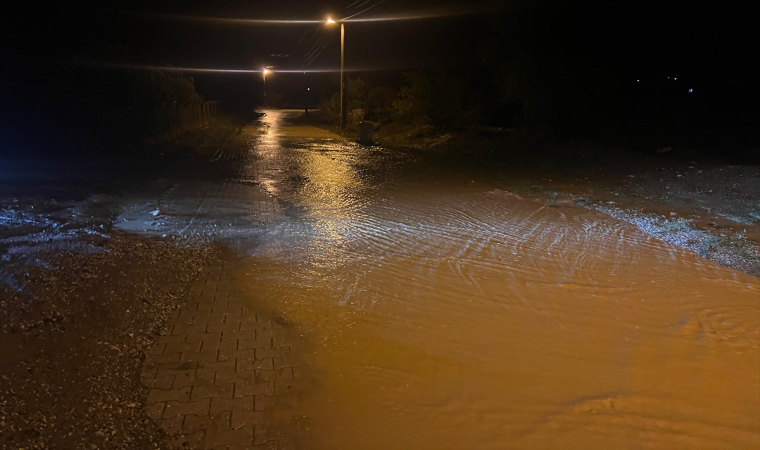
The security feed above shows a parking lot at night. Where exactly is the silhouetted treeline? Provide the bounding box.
[1,63,207,159]
[320,0,757,156]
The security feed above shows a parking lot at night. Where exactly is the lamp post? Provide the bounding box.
[261,68,270,107]
[326,18,346,129]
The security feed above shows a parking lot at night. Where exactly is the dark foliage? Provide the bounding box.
[1,62,206,158]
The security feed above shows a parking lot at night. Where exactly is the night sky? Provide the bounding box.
[3,0,757,109]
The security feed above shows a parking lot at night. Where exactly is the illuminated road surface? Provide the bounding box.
[120,110,760,449]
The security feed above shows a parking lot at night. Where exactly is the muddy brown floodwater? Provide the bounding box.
[125,110,760,449]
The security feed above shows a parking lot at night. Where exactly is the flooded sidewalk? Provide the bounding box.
[125,110,759,449]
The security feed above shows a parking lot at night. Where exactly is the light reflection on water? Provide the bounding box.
[232,111,760,449]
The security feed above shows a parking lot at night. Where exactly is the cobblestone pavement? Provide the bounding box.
[142,256,309,450]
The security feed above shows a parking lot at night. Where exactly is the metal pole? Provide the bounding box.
[304,71,309,116]
[340,23,346,130]
[263,73,267,108]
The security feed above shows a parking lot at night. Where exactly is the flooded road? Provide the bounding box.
[128,110,760,448]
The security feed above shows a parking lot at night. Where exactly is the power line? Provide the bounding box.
[304,34,336,66]
[342,0,386,20]
[297,30,309,45]
[303,30,331,58]
[353,0,374,10]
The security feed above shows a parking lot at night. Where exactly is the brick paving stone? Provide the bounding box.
[164,398,211,419]
[256,347,289,359]
[291,367,306,381]
[194,311,228,323]
[157,363,198,378]
[184,412,232,433]
[156,334,191,345]
[143,259,308,449]
[253,395,277,412]
[148,375,175,390]
[174,371,215,389]
[151,352,183,364]
[271,357,296,370]
[205,425,254,448]
[198,359,237,372]
[215,370,253,386]
[147,343,167,356]
[274,380,303,396]
[238,332,272,350]
[231,410,266,429]
[165,341,203,354]
[235,381,274,397]
[221,329,256,342]
[210,396,255,415]
[254,368,293,383]
[182,349,221,363]
[253,424,281,445]
[191,382,235,401]
[145,402,165,420]
[240,321,266,333]
[171,430,206,449]
[187,330,223,344]
[147,386,191,404]
[158,416,184,435]
[207,321,238,333]
[219,348,256,363]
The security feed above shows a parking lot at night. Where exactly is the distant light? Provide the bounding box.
[326,18,336,24]
[262,68,270,74]
[688,88,693,93]
[636,79,640,83]
[307,87,311,90]
[674,77,677,80]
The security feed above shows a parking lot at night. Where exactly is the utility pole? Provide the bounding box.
[262,69,268,107]
[340,23,346,129]
[326,18,347,129]
[304,71,309,116]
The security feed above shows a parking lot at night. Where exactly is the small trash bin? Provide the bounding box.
[357,122,375,146]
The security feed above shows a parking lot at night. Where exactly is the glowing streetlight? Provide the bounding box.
[325,17,346,129]
[261,68,271,107]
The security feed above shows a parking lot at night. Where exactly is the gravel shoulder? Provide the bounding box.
[0,122,246,449]
[0,231,221,449]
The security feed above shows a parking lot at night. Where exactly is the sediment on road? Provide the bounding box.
[0,231,222,449]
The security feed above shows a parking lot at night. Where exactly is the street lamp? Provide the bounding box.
[326,17,346,129]
[262,68,270,107]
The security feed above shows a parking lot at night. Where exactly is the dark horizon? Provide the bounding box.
[1,0,758,158]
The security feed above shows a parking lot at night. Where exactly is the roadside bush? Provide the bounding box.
[319,77,398,125]
[393,71,477,130]
[366,86,397,123]
[5,59,208,157]
[57,67,204,142]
